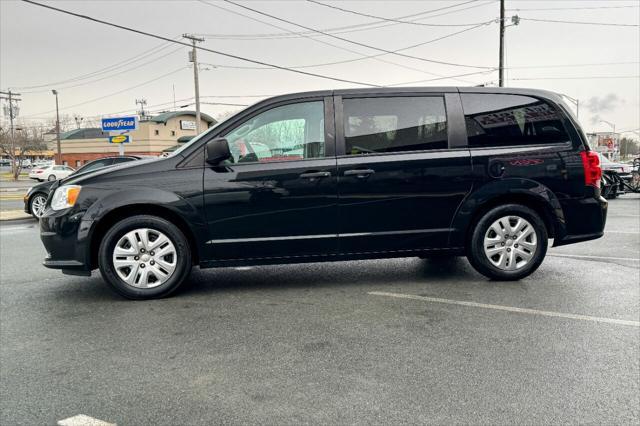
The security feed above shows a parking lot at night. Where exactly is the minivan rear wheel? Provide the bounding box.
[467,204,548,281]
[98,215,192,299]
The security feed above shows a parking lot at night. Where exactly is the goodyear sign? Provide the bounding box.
[109,135,131,144]
[102,116,138,131]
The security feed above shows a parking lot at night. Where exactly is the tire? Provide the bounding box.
[98,215,192,299]
[467,204,548,281]
[29,193,48,218]
[47,174,56,181]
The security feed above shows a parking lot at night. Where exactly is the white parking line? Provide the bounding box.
[549,253,639,262]
[368,291,640,327]
[57,414,115,426]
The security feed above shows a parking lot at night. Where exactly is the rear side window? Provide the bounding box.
[461,94,570,147]
[112,157,135,164]
[343,96,447,155]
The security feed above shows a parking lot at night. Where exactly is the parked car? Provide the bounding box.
[598,153,633,182]
[32,160,53,169]
[24,156,144,218]
[39,87,606,300]
[29,164,75,182]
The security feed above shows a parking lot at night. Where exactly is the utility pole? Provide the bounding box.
[135,98,147,119]
[183,34,204,134]
[52,90,62,165]
[498,0,505,87]
[1,90,22,177]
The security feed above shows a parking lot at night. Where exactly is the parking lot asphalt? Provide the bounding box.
[1,196,638,425]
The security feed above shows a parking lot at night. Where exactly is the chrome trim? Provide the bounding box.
[206,228,447,244]
[207,234,337,244]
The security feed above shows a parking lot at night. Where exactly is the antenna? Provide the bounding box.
[135,98,148,119]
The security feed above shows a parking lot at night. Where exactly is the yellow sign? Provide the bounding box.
[109,135,131,144]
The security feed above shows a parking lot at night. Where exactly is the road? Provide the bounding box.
[0,175,33,212]
[1,196,638,425]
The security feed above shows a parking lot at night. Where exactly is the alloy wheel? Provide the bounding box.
[112,228,177,288]
[483,215,537,271]
[30,194,47,218]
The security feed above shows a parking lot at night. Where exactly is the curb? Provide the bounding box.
[0,188,28,193]
[0,217,36,225]
[0,210,33,222]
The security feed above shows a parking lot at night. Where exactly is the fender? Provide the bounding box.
[448,178,566,248]
[76,186,209,266]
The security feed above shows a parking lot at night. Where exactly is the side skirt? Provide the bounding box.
[199,247,465,269]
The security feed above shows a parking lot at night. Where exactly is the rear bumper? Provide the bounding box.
[553,195,607,247]
[41,209,93,275]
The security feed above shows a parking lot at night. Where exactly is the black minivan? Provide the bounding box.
[40,87,606,299]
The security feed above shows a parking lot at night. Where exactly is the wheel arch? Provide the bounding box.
[88,204,202,269]
[27,191,49,215]
[449,179,565,248]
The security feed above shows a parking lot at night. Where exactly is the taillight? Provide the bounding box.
[580,151,602,188]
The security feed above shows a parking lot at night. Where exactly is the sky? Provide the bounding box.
[1,0,639,137]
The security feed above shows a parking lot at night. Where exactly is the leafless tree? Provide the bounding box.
[0,125,48,180]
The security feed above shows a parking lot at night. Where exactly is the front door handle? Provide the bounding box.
[344,168,375,178]
[300,171,331,179]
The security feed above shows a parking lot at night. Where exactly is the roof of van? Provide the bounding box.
[254,86,563,106]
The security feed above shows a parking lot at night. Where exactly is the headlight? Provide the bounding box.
[51,185,82,211]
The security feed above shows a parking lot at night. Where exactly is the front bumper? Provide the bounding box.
[553,195,608,247]
[41,209,93,276]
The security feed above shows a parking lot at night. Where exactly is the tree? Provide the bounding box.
[0,125,48,180]
[619,137,639,159]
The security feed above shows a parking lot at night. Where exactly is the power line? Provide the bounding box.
[507,5,640,12]
[198,0,481,84]
[198,22,494,72]
[510,75,640,81]
[20,94,275,121]
[20,46,185,94]
[12,40,177,90]
[307,0,494,27]
[199,0,492,40]
[507,61,640,70]
[221,0,495,69]
[520,17,639,27]
[386,70,497,87]
[20,0,383,88]
[23,67,188,118]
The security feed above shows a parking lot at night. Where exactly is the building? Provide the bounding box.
[55,111,215,167]
[586,132,619,160]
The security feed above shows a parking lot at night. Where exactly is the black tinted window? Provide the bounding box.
[461,94,570,147]
[77,159,112,173]
[343,96,447,155]
[112,157,136,164]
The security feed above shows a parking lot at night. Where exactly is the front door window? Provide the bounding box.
[224,101,325,164]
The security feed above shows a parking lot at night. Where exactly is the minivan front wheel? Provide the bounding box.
[467,204,548,281]
[98,215,192,299]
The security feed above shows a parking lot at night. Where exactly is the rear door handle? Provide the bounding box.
[300,171,331,179]
[344,168,375,178]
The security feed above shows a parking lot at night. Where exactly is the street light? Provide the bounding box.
[562,94,579,119]
[600,120,616,135]
[52,90,61,165]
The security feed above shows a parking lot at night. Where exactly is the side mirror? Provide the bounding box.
[206,138,231,165]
